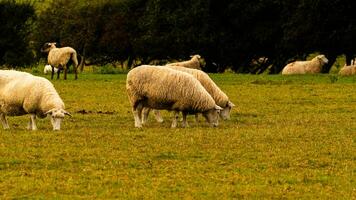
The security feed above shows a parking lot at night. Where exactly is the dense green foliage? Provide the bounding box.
[2,0,356,73]
[0,73,355,198]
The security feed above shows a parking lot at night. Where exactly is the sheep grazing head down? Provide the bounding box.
[220,101,235,120]
[45,108,71,131]
[41,42,57,53]
[202,105,223,127]
[316,55,329,65]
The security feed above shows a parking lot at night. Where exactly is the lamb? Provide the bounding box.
[339,59,356,76]
[41,42,79,80]
[43,64,58,74]
[0,70,71,130]
[166,54,203,70]
[281,55,329,75]
[126,65,222,128]
[142,65,235,125]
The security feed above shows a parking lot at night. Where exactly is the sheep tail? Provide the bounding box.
[71,52,79,67]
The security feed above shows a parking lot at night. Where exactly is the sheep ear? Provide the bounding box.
[215,105,223,110]
[64,111,72,117]
[227,101,235,108]
[45,109,54,115]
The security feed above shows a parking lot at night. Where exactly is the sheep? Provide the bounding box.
[0,70,71,130]
[126,65,222,128]
[41,42,79,80]
[43,64,58,74]
[142,65,235,125]
[339,59,356,76]
[166,54,203,70]
[281,55,329,75]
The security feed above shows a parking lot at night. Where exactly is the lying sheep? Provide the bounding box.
[282,55,329,75]
[339,59,356,76]
[0,70,71,130]
[126,65,222,128]
[142,65,235,125]
[166,55,203,70]
[43,64,58,74]
[41,42,79,80]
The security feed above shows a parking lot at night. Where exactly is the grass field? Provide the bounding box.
[0,72,355,199]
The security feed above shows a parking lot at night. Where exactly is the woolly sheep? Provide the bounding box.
[0,70,71,130]
[281,55,329,75]
[142,65,235,125]
[43,64,58,74]
[166,54,203,70]
[126,65,222,128]
[41,42,79,80]
[339,59,356,76]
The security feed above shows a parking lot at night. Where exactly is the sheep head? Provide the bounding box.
[202,105,223,127]
[41,42,57,53]
[316,55,329,64]
[220,101,235,120]
[45,108,71,131]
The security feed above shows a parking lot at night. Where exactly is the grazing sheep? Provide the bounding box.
[339,59,356,76]
[126,65,222,128]
[166,54,203,70]
[0,70,71,130]
[43,64,58,74]
[41,42,79,80]
[142,65,235,125]
[281,55,329,75]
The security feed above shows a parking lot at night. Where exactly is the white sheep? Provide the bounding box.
[166,54,203,70]
[281,55,329,75]
[126,65,222,128]
[0,70,71,130]
[339,59,356,76]
[43,64,58,74]
[142,65,235,125]
[41,42,79,80]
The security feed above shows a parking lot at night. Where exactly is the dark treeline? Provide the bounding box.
[1,0,356,73]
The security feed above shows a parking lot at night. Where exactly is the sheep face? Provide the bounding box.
[41,42,57,53]
[45,108,71,131]
[317,55,328,64]
[220,101,235,120]
[202,105,223,127]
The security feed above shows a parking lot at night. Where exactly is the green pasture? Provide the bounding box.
[0,72,355,199]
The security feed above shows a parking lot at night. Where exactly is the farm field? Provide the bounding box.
[0,72,355,199]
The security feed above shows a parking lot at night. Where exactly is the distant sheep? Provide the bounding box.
[43,64,58,74]
[126,65,222,128]
[282,55,329,75]
[166,55,203,70]
[0,70,71,130]
[339,59,356,76]
[142,65,235,125]
[41,42,79,80]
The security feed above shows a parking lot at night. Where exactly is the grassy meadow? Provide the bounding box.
[0,71,355,199]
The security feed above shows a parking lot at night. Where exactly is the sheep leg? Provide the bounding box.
[171,111,179,128]
[27,114,37,131]
[195,113,199,123]
[63,65,67,80]
[153,109,164,123]
[74,64,78,80]
[141,107,150,124]
[182,111,190,128]
[0,113,10,129]
[51,67,54,80]
[133,103,143,128]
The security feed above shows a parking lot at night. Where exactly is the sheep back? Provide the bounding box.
[48,47,78,68]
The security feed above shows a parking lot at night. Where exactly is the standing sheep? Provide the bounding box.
[281,55,329,75]
[41,42,79,80]
[126,65,222,128]
[339,59,356,76]
[43,64,58,74]
[142,65,235,125]
[0,70,71,130]
[166,54,203,70]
